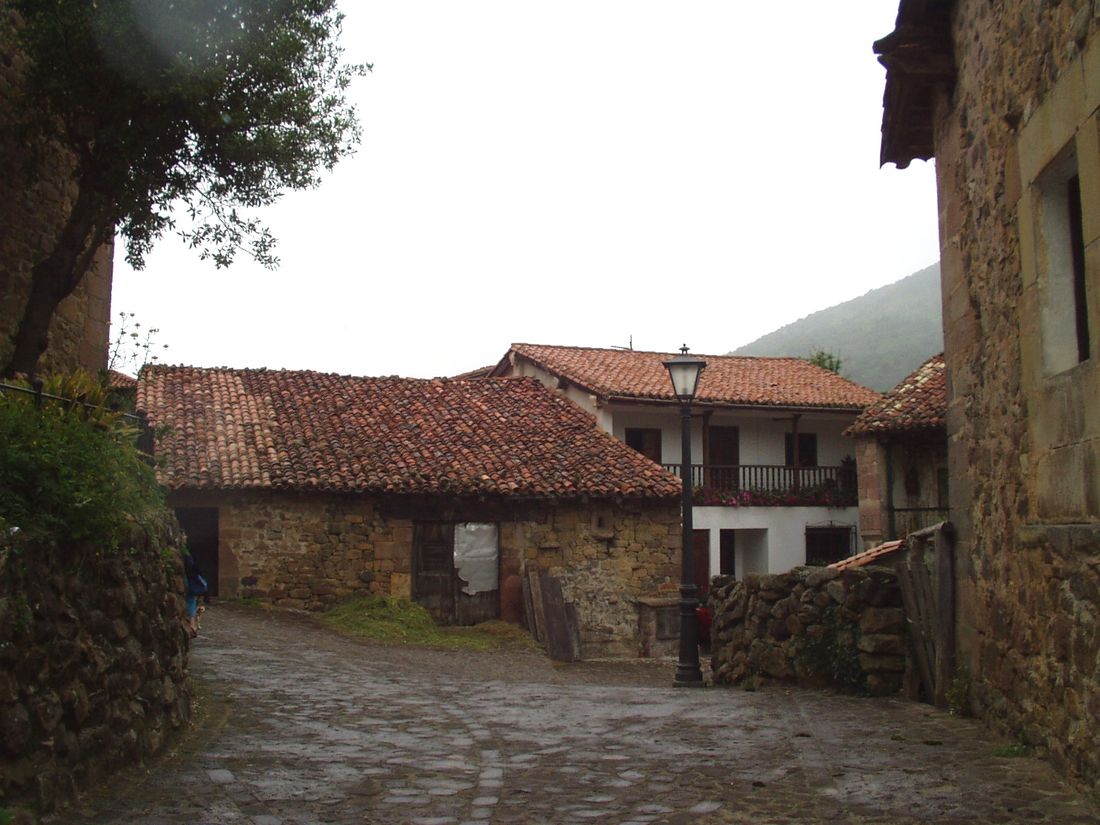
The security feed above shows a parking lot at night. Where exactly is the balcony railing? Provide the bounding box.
[661,463,858,508]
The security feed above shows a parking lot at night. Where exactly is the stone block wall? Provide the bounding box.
[0,4,113,376]
[169,491,681,658]
[709,566,906,696]
[925,0,1100,788]
[0,519,193,814]
[517,501,681,658]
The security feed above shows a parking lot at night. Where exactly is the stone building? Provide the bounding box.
[876,0,1099,787]
[137,367,682,659]
[0,5,113,376]
[846,354,949,546]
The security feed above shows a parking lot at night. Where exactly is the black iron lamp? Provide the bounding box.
[663,345,707,686]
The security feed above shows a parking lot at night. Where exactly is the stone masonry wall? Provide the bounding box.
[929,0,1100,788]
[0,518,193,814]
[709,566,906,696]
[516,501,681,658]
[0,4,113,376]
[171,492,681,659]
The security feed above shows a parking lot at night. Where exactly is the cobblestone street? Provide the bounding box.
[63,605,1098,825]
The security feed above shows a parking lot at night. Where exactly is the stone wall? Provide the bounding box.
[926,0,1100,788]
[169,491,681,659]
[0,4,113,376]
[0,518,193,814]
[709,566,906,696]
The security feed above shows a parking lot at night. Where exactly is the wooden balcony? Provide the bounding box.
[661,463,858,507]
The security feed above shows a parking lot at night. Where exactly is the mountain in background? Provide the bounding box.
[730,263,943,392]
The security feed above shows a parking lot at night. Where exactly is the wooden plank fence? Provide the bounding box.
[891,521,956,707]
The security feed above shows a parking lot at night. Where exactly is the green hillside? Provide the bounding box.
[730,263,943,391]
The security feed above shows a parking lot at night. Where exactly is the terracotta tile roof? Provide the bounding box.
[846,354,945,436]
[494,344,880,410]
[107,369,137,389]
[451,365,494,380]
[829,539,905,571]
[136,366,680,500]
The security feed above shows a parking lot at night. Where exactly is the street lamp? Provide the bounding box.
[663,345,707,686]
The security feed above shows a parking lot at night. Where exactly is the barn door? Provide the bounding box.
[413,522,500,625]
[413,523,456,623]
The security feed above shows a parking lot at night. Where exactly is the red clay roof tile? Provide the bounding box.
[495,344,880,410]
[137,366,680,499]
[846,354,945,436]
[829,539,905,570]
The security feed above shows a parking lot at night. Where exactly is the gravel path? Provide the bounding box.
[61,604,1099,824]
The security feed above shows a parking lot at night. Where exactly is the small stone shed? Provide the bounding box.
[846,354,948,547]
[137,366,682,658]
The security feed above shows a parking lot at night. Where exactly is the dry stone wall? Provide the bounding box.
[710,566,906,696]
[173,491,681,659]
[0,519,192,814]
[0,4,113,376]
[929,0,1100,788]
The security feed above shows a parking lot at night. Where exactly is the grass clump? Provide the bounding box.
[321,595,537,652]
[991,739,1031,758]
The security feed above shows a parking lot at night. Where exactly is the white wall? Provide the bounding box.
[610,405,857,468]
[693,505,858,576]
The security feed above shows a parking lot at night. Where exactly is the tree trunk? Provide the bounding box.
[3,181,112,379]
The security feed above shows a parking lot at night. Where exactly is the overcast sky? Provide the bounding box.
[110,1,939,380]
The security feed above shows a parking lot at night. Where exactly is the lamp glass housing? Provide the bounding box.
[663,351,707,403]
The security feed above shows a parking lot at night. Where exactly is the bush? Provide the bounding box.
[0,374,164,550]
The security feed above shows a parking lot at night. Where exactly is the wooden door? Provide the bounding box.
[413,522,500,625]
[413,522,456,623]
[176,508,219,596]
[693,529,711,598]
[707,426,740,490]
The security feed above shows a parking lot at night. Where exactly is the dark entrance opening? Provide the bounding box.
[692,529,710,598]
[175,508,219,596]
[805,525,853,567]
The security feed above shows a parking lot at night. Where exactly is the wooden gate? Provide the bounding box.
[413,522,499,625]
[891,521,956,707]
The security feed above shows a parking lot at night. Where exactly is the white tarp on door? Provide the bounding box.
[454,522,498,595]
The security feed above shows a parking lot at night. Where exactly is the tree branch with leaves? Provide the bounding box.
[3,0,369,377]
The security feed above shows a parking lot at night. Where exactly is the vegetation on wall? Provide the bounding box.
[0,371,164,550]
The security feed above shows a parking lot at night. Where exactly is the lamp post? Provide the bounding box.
[664,345,707,687]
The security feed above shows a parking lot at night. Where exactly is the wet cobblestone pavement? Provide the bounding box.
[63,605,1098,824]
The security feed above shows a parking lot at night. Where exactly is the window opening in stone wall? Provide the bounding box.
[1067,174,1090,362]
[1037,148,1090,373]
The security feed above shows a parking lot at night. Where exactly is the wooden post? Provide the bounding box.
[933,523,956,708]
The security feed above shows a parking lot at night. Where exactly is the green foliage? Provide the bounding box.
[797,606,867,694]
[730,263,944,391]
[0,807,13,825]
[991,739,1031,758]
[807,349,843,374]
[322,596,537,652]
[12,0,368,271]
[0,375,164,550]
[946,665,972,717]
